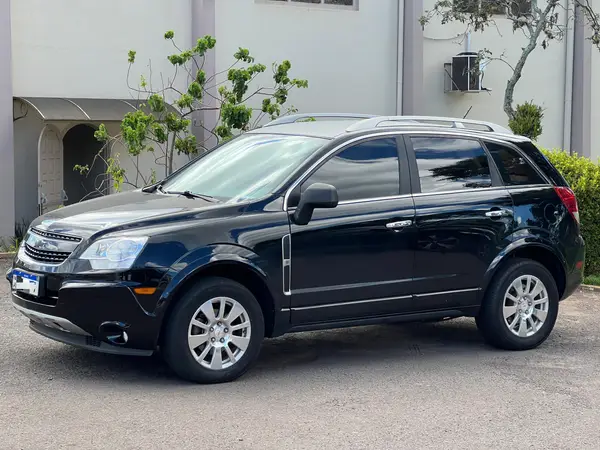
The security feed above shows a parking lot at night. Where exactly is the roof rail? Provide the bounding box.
[263,113,376,127]
[345,115,513,134]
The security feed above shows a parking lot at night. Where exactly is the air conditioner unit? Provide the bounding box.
[444,52,484,93]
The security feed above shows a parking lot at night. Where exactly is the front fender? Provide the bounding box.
[479,231,567,300]
[157,243,267,306]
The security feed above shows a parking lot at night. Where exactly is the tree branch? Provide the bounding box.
[504,0,559,119]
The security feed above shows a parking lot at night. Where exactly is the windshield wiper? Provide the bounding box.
[157,184,218,202]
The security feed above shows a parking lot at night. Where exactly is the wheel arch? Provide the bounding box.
[481,240,567,302]
[157,255,279,345]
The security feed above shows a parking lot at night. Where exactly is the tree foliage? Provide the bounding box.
[76,31,308,195]
[508,101,544,140]
[421,0,600,129]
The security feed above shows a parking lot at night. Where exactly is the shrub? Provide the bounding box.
[540,148,600,274]
[509,102,544,140]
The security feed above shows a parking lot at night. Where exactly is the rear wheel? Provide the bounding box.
[476,259,559,350]
[162,277,265,383]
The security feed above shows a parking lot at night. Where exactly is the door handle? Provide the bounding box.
[485,208,511,218]
[386,220,412,229]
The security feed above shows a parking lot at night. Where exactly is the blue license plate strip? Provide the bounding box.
[12,269,40,297]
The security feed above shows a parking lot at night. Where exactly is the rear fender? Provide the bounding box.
[479,234,567,302]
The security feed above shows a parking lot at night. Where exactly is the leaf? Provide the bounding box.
[128,50,136,64]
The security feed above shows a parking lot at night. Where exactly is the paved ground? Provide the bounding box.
[2,259,600,450]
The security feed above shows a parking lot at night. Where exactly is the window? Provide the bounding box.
[265,0,357,8]
[162,134,326,203]
[302,138,400,202]
[412,137,492,193]
[453,0,531,15]
[485,141,545,186]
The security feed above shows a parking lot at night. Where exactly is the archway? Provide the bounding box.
[62,124,107,205]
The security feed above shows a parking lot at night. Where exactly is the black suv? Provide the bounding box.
[7,114,585,383]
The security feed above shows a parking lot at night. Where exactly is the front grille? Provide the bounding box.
[24,243,72,263]
[30,228,82,243]
[23,228,82,264]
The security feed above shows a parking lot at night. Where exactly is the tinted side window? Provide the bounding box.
[411,137,492,193]
[302,138,400,202]
[485,141,546,186]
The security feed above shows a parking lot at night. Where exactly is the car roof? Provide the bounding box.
[246,120,360,139]
[248,118,530,144]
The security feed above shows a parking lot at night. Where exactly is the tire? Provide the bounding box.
[162,277,265,383]
[476,258,559,351]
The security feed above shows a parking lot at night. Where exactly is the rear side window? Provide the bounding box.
[302,138,400,202]
[485,141,546,186]
[411,137,492,193]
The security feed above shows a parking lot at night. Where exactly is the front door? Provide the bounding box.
[406,134,514,309]
[38,125,64,214]
[288,136,416,325]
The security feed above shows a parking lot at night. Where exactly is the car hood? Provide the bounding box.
[30,190,231,238]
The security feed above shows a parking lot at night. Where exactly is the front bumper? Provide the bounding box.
[9,268,162,355]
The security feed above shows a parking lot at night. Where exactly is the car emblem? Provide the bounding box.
[30,236,59,252]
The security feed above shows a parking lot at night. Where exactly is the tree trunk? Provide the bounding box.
[503,0,558,122]
[167,134,176,176]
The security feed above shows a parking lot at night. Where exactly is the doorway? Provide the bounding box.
[63,124,107,205]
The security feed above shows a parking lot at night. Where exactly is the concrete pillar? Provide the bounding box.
[191,0,218,152]
[0,0,15,239]
[570,3,592,157]
[402,0,424,115]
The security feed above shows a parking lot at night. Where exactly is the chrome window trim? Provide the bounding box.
[505,184,552,190]
[337,194,412,205]
[286,184,552,212]
[282,129,541,211]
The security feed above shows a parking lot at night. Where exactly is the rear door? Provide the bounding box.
[405,134,514,309]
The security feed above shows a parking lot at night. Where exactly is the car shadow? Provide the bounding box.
[24,318,489,386]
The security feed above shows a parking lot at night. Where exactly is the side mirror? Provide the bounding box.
[293,183,338,225]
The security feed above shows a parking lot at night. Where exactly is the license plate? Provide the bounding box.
[12,269,41,297]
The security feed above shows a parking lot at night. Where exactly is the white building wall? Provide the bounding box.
[591,0,600,161]
[13,100,42,225]
[422,0,568,151]
[11,0,192,99]
[105,123,192,193]
[214,0,400,120]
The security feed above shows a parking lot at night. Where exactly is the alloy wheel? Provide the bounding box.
[502,275,549,338]
[187,297,252,370]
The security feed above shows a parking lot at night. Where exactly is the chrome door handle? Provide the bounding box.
[386,220,412,229]
[485,209,511,218]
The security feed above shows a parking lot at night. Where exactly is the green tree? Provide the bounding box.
[76,31,308,193]
[420,1,600,132]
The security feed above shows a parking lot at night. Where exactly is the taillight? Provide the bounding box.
[554,186,580,223]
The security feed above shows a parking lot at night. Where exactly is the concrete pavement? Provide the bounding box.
[2,259,600,449]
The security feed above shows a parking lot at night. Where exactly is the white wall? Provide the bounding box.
[105,123,190,193]
[214,0,400,121]
[591,0,600,161]
[422,0,568,150]
[11,0,192,99]
[13,99,43,225]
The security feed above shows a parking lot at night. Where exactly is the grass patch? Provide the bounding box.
[583,274,600,286]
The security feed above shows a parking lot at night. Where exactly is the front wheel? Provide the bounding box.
[162,277,265,383]
[476,259,559,351]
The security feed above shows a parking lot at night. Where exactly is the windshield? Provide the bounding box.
[161,133,327,203]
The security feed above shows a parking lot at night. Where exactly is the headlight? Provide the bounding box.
[79,237,148,270]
